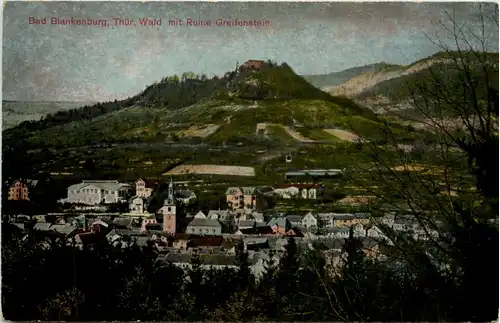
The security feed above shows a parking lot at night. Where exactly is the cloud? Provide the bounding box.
[3,2,497,101]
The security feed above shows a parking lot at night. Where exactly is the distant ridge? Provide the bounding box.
[302,62,402,89]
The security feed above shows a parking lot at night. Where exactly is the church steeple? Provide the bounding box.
[164,177,175,206]
[161,176,177,234]
[168,177,174,198]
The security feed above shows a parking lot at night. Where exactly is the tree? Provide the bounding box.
[82,158,96,172]
[38,288,85,321]
[234,240,254,292]
[343,4,499,321]
[276,237,300,303]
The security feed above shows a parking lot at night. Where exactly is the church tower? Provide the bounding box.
[161,177,177,234]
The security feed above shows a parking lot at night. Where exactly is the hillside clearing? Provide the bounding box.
[182,124,220,137]
[324,129,361,142]
[163,164,255,177]
[283,126,316,143]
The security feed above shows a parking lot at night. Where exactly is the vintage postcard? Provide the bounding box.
[2,1,499,322]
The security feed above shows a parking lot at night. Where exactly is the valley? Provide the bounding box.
[3,53,494,210]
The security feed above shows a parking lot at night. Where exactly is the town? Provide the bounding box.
[4,174,439,278]
[3,1,497,321]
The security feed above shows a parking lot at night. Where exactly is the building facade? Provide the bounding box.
[225,187,266,211]
[61,180,134,205]
[8,180,31,201]
[186,218,223,236]
[274,183,322,199]
[135,178,157,198]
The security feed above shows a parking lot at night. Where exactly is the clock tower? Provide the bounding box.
[160,177,176,234]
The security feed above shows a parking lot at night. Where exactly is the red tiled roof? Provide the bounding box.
[240,226,274,235]
[188,235,224,247]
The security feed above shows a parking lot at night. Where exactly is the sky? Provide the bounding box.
[3,1,499,102]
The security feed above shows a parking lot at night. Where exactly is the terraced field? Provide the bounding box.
[163,164,256,177]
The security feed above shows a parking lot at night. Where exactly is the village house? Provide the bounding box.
[232,208,252,220]
[128,196,154,215]
[301,212,318,229]
[73,232,101,249]
[225,187,267,211]
[207,209,231,220]
[274,183,323,199]
[208,210,237,233]
[249,211,265,223]
[113,217,137,229]
[176,189,197,205]
[171,234,189,250]
[135,178,158,198]
[239,225,274,236]
[267,217,292,234]
[273,186,299,199]
[141,216,159,232]
[160,252,238,271]
[317,213,336,228]
[237,219,256,230]
[284,169,343,180]
[188,235,225,251]
[219,238,240,254]
[50,224,78,238]
[322,227,350,238]
[366,224,385,239]
[285,215,304,227]
[393,215,420,231]
[8,179,38,201]
[244,237,269,251]
[186,218,223,236]
[61,180,134,205]
[89,218,113,234]
[332,213,371,227]
[193,211,207,219]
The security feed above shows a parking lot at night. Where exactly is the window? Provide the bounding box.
[212,229,216,233]
[167,207,171,212]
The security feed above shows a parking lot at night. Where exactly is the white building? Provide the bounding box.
[273,184,322,199]
[61,180,134,205]
[135,178,157,198]
[128,196,153,215]
[301,212,318,229]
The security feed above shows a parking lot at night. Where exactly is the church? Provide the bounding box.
[157,178,177,234]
